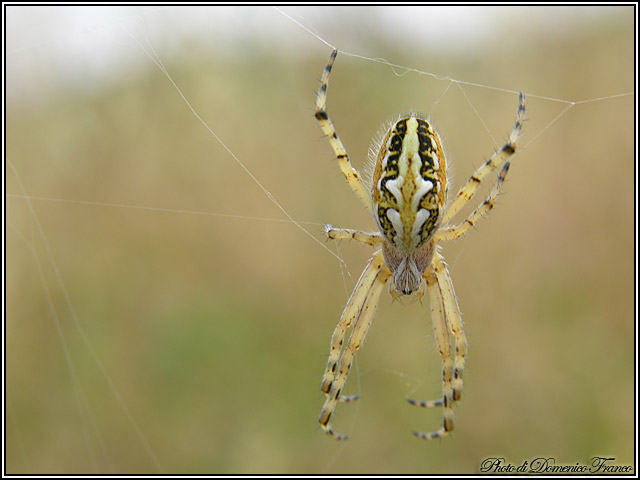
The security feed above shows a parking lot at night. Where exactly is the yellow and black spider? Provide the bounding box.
[315,49,525,440]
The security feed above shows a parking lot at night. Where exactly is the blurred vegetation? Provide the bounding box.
[6,7,635,474]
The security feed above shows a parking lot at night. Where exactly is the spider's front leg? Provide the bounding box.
[408,253,467,439]
[319,251,391,440]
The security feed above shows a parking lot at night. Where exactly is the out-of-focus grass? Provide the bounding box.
[6,9,634,474]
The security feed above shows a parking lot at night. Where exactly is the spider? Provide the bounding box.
[315,49,525,440]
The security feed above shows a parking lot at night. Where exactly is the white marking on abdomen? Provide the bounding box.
[411,178,433,212]
[410,209,431,247]
[386,209,403,243]
[384,175,405,207]
[431,151,440,170]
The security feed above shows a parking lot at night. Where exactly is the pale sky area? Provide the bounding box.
[5,5,626,103]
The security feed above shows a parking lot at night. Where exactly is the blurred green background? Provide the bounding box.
[6,5,635,474]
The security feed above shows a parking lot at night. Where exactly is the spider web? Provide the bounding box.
[5,5,636,475]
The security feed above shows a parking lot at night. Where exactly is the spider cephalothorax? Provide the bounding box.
[315,49,525,440]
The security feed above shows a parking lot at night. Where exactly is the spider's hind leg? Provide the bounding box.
[440,92,525,226]
[315,49,372,211]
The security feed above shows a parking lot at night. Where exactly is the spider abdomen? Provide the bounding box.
[372,116,447,253]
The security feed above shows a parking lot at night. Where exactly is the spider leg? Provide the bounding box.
[319,251,391,440]
[435,161,510,242]
[433,252,467,404]
[408,262,456,440]
[325,224,384,247]
[315,49,373,211]
[320,252,385,397]
[441,92,525,225]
